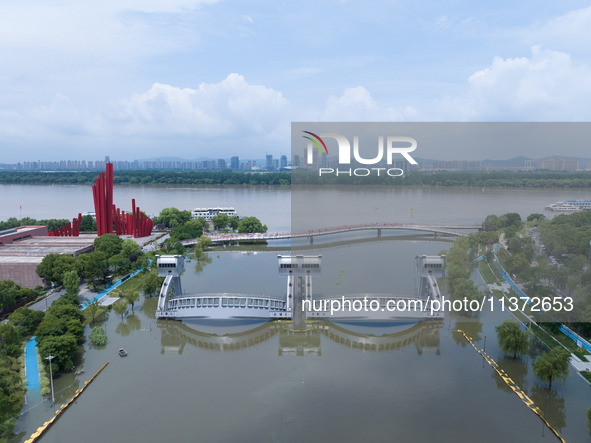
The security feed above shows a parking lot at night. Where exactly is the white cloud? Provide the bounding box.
[321,87,418,121]
[523,5,591,51]
[430,46,591,121]
[113,74,289,138]
[0,94,105,139]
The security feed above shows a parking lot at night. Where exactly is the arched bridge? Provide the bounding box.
[181,223,481,246]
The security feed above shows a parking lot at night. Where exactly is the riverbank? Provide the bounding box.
[3,170,591,188]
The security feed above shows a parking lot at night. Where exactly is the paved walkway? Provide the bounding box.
[487,282,511,293]
[25,336,42,405]
[570,355,591,372]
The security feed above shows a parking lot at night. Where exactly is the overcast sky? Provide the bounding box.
[2,0,591,162]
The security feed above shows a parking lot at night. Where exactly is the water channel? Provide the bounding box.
[6,184,591,442]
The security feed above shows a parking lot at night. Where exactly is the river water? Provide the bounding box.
[6,184,591,442]
[2,183,590,231]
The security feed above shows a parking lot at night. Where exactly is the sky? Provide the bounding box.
[2,0,591,162]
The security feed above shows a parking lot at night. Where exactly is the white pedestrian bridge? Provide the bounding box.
[180,223,480,246]
[155,254,446,322]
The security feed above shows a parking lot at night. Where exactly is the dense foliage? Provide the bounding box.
[89,327,107,346]
[0,171,290,186]
[36,234,149,291]
[36,293,85,372]
[538,210,591,258]
[445,237,483,314]
[495,320,530,359]
[0,322,26,439]
[3,170,591,187]
[533,347,570,389]
[0,217,70,232]
[0,281,43,315]
[152,207,192,228]
[0,215,96,233]
[293,170,591,187]
[169,219,206,241]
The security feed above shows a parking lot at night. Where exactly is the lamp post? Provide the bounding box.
[46,355,55,405]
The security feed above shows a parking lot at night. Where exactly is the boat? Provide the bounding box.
[118,348,128,357]
[545,201,591,212]
[191,207,237,221]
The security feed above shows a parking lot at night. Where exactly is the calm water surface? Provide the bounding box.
[13,239,591,442]
[2,183,591,231]
[7,185,591,442]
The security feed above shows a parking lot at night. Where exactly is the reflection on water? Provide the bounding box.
[530,385,566,432]
[14,240,591,443]
[158,319,443,357]
[114,313,141,337]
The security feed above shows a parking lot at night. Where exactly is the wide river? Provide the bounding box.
[5,184,591,442]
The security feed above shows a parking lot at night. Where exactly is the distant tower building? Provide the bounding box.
[293,155,300,167]
[280,155,287,168]
[216,158,226,169]
[231,156,239,169]
[105,155,110,163]
[266,154,273,170]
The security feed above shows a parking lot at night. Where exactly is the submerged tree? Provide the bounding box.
[495,320,530,359]
[533,347,570,390]
[124,290,139,311]
[113,299,128,320]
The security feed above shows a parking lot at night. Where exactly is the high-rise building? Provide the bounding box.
[231,156,239,169]
[280,155,287,168]
[266,154,273,170]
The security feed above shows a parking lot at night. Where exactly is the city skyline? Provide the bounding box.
[1,153,588,172]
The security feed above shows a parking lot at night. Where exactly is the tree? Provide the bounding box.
[94,233,123,258]
[483,214,502,232]
[8,308,44,336]
[533,347,570,389]
[79,214,96,231]
[142,271,162,296]
[78,251,109,289]
[0,280,19,312]
[237,216,267,233]
[63,270,80,296]
[153,207,192,228]
[495,320,530,358]
[0,323,20,356]
[212,213,229,231]
[123,290,139,311]
[37,333,78,373]
[501,212,522,229]
[113,299,128,319]
[89,327,107,346]
[527,213,545,222]
[87,301,100,325]
[36,254,76,286]
[169,219,205,241]
[108,253,129,275]
[505,253,530,274]
[228,217,239,232]
[121,239,141,258]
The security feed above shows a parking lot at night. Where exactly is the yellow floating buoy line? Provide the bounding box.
[24,361,110,443]
[455,330,565,443]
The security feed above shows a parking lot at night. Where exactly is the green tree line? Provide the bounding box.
[0,171,290,186]
[4,170,591,187]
